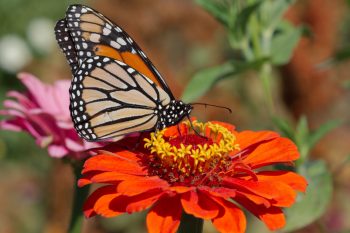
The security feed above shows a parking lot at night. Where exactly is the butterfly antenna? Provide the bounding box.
[190,102,232,113]
[186,115,207,139]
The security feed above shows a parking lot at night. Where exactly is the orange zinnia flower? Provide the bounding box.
[79,120,307,233]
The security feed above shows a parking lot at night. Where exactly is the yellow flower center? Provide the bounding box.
[143,120,240,185]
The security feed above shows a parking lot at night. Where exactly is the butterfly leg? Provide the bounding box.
[176,124,182,136]
[186,115,206,139]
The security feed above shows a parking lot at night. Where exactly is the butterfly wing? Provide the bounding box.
[54,19,79,73]
[62,4,175,99]
[70,56,171,141]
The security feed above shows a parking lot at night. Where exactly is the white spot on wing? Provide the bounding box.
[90,33,101,43]
[103,27,111,35]
[110,41,121,49]
[117,37,127,46]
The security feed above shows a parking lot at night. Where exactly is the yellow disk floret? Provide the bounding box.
[144,120,240,174]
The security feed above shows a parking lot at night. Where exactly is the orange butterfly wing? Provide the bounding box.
[56,4,173,97]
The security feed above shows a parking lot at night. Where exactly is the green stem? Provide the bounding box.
[68,162,89,233]
[259,62,275,114]
[177,213,203,233]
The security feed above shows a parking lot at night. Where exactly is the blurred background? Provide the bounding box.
[0,0,349,233]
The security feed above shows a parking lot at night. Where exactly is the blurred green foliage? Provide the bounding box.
[0,0,84,37]
[184,0,301,103]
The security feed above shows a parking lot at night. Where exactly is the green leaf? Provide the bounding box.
[181,62,235,103]
[272,117,295,140]
[270,21,302,65]
[294,116,310,160]
[295,116,309,145]
[260,0,295,29]
[283,160,332,232]
[308,120,341,149]
[233,1,262,35]
[195,0,229,27]
[182,58,268,102]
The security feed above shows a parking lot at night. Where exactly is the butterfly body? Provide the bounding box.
[156,100,192,130]
[55,5,192,141]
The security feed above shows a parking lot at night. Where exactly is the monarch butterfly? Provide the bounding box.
[55,4,193,141]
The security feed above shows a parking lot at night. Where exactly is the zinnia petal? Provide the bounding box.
[181,190,219,219]
[199,186,237,199]
[223,177,297,207]
[83,185,119,217]
[147,195,182,233]
[235,195,286,230]
[242,137,299,168]
[235,130,279,150]
[82,154,146,175]
[80,171,131,186]
[117,176,169,196]
[211,197,246,233]
[124,190,163,213]
[256,171,308,192]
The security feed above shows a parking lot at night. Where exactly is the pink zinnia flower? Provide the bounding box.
[0,72,100,159]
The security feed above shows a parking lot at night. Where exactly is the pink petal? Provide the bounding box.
[47,144,68,158]
[6,91,36,109]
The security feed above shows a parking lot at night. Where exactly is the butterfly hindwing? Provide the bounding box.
[70,56,171,141]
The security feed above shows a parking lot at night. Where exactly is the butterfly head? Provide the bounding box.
[158,100,192,129]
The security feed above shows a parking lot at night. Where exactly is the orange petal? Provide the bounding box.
[256,171,308,192]
[78,177,93,187]
[82,154,146,175]
[235,195,286,230]
[94,192,124,217]
[211,197,246,233]
[169,186,195,193]
[242,137,299,168]
[235,130,279,151]
[78,171,141,187]
[236,191,271,208]
[90,171,140,184]
[117,176,169,196]
[181,190,219,219]
[106,189,164,214]
[199,186,237,199]
[147,195,182,233]
[223,177,297,207]
[223,177,275,199]
[125,191,163,213]
[164,123,188,137]
[83,185,119,218]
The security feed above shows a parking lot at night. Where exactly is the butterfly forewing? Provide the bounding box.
[54,19,79,73]
[64,4,174,98]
